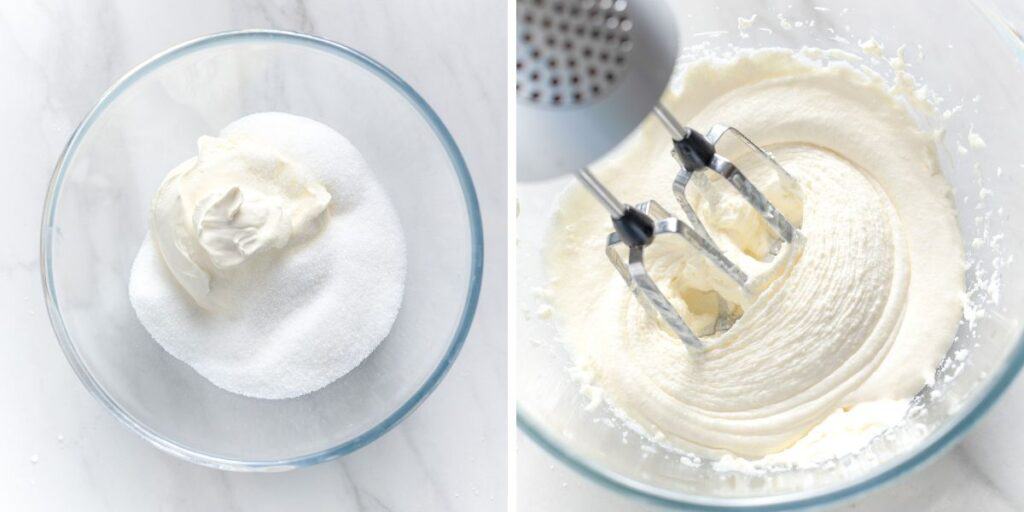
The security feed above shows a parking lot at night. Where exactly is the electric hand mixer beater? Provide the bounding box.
[517,0,804,348]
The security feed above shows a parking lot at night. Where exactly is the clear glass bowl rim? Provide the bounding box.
[39,29,484,471]
[517,3,1024,509]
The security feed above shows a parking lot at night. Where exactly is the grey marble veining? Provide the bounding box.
[0,0,506,511]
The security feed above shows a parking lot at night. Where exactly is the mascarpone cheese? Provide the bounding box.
[150,134,331,309]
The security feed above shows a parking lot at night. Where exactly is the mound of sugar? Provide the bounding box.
[129,112,407,399]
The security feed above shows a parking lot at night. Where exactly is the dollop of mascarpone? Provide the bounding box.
[150,135,331,309]
[546,49,964,459]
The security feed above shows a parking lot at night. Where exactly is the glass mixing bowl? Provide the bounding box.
[518,0,1024,508]
[41,30,482,471]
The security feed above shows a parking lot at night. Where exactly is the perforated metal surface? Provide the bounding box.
[516,0,634,107]
[515,0,677,180]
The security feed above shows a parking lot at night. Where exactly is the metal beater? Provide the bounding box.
[517,0,803,348]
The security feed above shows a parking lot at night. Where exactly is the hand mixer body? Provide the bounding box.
[516,0,804,347]
[516,0,679,181]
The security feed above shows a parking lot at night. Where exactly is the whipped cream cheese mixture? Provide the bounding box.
[130,112,406,399]
[545,49,965,460]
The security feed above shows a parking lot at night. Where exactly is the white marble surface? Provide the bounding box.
[517,0,1024,511]
[0,1,506,510]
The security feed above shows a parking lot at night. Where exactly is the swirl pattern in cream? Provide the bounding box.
[546,49,964,459]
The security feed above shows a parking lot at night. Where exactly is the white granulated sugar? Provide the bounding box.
[129,112,407,399]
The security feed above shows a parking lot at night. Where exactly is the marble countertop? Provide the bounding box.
[0,0,506,510]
